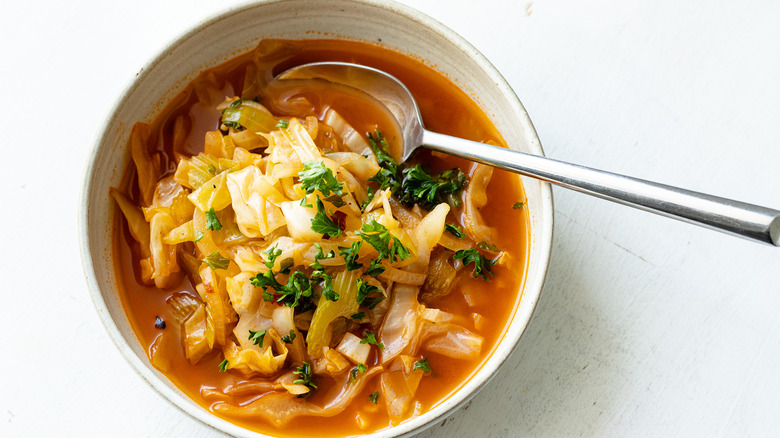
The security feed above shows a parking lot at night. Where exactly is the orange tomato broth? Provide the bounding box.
[113,39,529,436]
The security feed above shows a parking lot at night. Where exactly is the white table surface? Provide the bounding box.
[3,0,779,436]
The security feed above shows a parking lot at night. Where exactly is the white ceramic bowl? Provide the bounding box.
[79,0,553,436]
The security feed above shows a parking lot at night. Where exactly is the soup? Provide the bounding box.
[112,39,529,436]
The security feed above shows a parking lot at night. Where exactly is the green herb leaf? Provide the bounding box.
[281,329,297,344]
[311,197,343,238]
[349,363,368,382]
[338,241,363,271]
[399,165,467,209]
[357,219,410,263]
[512,202,524,209]
[218,359,229,372]
[369,391,380,404]
[206,207,222,231]
[362,295,386,310]
[248,329,267,348]
[360,331,384,350]
[365,258,385,277]
[323,194,347,207]
[276,119,289,128]
[264,244,282,270]
[310,243,335,271]
[193,231,204,242]
[292,362,317,396]
[351,312,365,320]
[202,251,230,270]
[299,161,344,197]
[251,270,315,310]
[445,223,465,239]
[453,248,496,281]
[356,278,381,305]
[413,358,431,373]
[476,241,501,252]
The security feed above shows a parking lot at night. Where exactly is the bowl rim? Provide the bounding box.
[79,0,554,436]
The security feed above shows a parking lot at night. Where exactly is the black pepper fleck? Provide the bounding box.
[154,316,166,329]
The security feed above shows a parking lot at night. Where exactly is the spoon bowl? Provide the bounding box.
[276,61,780,246]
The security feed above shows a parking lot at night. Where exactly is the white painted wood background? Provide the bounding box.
[2,0,779,436]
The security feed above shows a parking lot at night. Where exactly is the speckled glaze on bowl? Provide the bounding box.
[79,0,553,436]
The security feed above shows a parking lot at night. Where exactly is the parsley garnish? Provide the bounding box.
[311,197,343,238]
[357,219,410,263]
[292,362,317,396]
[362,295,386,310]
[349,363,367,382]
[400,165,467,209]
[339,241,364,271]
[202,251,230,270]
[365,258,385,276]
[369,391,380,404]
[276,119,289,129]
[356,278,380,305]
[351,312,365,320]
[454,248,495,281]
[476,241,501,252]
[281,329,297,344]
[310,243,335,271]
[218,359,229,372]
[360,331,384,350]
[193,231,204,242]
[221,101,245,131]
[323,194,347,207]
[248,329,267,347]
[445,223,465,239]
[512,202,524,209]
[205,207,222,231]
[251,270,314,310]
[264,245,282,269]
[299,161,344,197]
[413,358,431,373]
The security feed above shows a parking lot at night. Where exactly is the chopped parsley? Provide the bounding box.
[413,358,431,373]
[311,197,343,238]
[369,391,380,404]
[264,245,282,269]
[445,223,465,239]
[512,202,524,209]
[281,329,297,344]
[299,161,344,197]
[400,165,467,209]
[292,362,317,396]
[193,231,204,242]
[310,243,335,271]
[205,207,222,231]
[367,130,401,194]
[276,119,289,129]
[251,270,314,310]
[476,241,501,252]
[362,295,386,310]
[365,258,385,277]
[454,248,495,281]
[338,241,364,271]
[356,278,381,305]
[248,329,267,348]
[360,331,384,350]
[323,194,347,207]
[349,363,367,382]
[351,312,365,320]
[218,359,229,372]
[357,219,410,263]
[202,251,230,270]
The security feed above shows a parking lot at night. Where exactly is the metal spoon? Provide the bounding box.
[275,62,780,246]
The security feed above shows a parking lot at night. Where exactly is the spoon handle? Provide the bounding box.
[422,131,780,246]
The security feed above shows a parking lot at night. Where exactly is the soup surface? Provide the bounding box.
[113,39,529,436]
